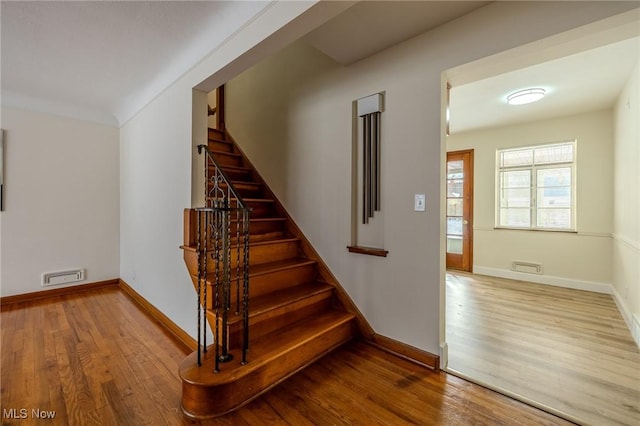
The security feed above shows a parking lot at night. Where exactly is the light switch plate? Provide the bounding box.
[415,194,426,211]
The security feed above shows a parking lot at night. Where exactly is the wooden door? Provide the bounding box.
[446,150,473,271]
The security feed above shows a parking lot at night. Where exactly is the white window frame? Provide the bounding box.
[495,141,577,232]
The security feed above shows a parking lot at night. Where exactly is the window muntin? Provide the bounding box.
[497,141,575,231]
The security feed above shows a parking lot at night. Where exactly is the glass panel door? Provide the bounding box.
[446,150,473,271]
[447,160,464,255]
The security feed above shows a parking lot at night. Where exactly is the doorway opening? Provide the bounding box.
[441,11,640,426]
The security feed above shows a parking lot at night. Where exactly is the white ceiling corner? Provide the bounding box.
[1,1,272,127]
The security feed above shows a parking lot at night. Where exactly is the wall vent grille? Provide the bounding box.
[511,261,542,275]
[42,269,85,286]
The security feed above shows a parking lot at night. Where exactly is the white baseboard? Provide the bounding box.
[472,266,613,294]
[611,287,640,348]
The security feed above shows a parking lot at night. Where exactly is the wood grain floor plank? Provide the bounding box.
[2,285,571,425]
[447,271,640,426]
[262,391,317,426]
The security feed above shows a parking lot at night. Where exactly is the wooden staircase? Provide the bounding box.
[179,128,367,419]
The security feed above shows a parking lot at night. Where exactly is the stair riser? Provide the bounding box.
[208,129,225,140]
[186,262,318,311]
[235,220,285,236]
[180,320,354,419]
[218,167,252,181]
[245,240,298,267]
[223,293,333,348]
[209,140,234,153]
[210,263,317,309]
[219,240,300,270]
[214,153,242,167]
[241,201,274,218]
[236,187,263,199]
[198,240,298,271]
[217,183,262,199]
[200,200,273,217]
[245,263,316,300]
[232,232,286,245]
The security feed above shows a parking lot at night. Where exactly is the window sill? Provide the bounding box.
[347,246,388,257]
[494,226,577,234]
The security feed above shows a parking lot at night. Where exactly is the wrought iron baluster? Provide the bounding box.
[196,144,251,372]
[203,210,209,354]
[235,208,241,315]
[213,208,221,373]
[242,208,250,364]
[196,211,203,366]
[219,202,233,363]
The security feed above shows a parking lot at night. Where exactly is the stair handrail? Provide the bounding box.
[195,143,251,372]
[197,143,248,209]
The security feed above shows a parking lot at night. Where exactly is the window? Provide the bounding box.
[497,141,575,231]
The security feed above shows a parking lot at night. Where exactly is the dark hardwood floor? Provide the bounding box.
[1,285,572,425]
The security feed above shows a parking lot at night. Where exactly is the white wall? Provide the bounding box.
[447,110,614,290]
[0,107,119,296]
[225,3,637,354]
[613,60,640,344]
[120,79,195,330]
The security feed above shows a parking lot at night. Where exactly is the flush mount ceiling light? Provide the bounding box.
[507,88,546,105]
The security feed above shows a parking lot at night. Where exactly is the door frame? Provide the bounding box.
[446,149,474,272]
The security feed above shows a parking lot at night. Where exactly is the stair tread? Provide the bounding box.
[209,136,231,143]
[205,197,273,203]
[213,179,260,187]
[189,257,315,281]
[180,309,354,384]
[245,257,315,277]
[213,165,253,180]
[208,198,274,207]
[239,231,287,243]
[243,198,273,203]
[185,236,298,252]
[182,233,291,253]
[224,281,334,325]
[215,164,251,172]
[231,217,286,223]
[221,236,297,250]
[211,150,242,157]
[231,180,260,186]
[218,197,274,205]
[249,236,297,247]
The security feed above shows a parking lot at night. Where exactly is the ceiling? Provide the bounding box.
[1,1,271,126]
[1,0,491,127]
[307,1,638,134]
[1,1,637,131]
[449,36,640,134]
[304,1,489,65]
